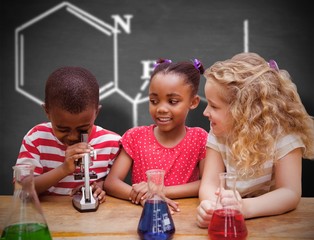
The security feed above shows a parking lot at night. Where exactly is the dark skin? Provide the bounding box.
[36,104,106,203]
[104,72,204,213]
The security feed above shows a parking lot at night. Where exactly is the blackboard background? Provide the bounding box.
[1,0,313,196]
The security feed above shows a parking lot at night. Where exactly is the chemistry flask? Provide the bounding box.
[137,169,175,240]
[1,164,52,240]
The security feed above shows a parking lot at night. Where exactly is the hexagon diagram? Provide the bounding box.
[14,1,140,120]
[15,1,249,129]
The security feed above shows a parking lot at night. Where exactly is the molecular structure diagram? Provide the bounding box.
[15,1,249,128]
[14,1,144,126]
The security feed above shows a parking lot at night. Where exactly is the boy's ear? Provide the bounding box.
[42,104,49,116]
[96,105,102,116]
[190,95,200,110]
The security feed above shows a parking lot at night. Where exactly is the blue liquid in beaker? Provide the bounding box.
[137,199,175,240]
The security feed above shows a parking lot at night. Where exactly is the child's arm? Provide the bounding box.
[33,142,92,195]
[199,148,226,201]
[242,147,302,219]
[197,147,225,228]
[164,181,200,199]
[103,148,133,200]
[164,158,206,199]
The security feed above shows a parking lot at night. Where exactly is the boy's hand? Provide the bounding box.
[91,181,106,203]
[70,181,106,204]
[63,142,92,174]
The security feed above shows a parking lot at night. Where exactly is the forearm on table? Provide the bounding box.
[243,188,301,219]
[198,183,217,202]
[104,179,132,200]
[164,181,200,199]
[34,165,70,195]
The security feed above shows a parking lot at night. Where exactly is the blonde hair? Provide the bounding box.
[204,52,314,174]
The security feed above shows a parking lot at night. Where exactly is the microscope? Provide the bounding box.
[72,133,99,212]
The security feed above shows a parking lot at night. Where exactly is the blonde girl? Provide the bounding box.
[197,52,314,228]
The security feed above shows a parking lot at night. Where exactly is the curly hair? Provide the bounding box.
[204,52,314,175]
[45,66,99,114]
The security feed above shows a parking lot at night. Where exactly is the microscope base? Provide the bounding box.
[72,194,99,212]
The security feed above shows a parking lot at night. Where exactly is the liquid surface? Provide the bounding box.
[138,200,175,240]
[208,209,248,240]
[1,223,52,240]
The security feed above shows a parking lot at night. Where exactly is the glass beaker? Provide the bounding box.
[208,172,248,240]
[1,164,52,240]
[137,169,175,240]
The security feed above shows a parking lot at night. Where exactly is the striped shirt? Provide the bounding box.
[207,131,305,197]
[16,122,121,195]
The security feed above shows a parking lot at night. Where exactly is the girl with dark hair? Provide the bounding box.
[104,58,208,211]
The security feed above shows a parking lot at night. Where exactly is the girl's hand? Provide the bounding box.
[220,188,242,210]
[165,197,180,214]
[129,181,148,204]
[196,199,216,228]
[138,196,180,215]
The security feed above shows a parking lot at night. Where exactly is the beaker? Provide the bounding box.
[208,172,248,240]
[1,164,52,240]
[137,169,175,240]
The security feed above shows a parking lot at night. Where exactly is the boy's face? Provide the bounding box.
[44,105,99,146]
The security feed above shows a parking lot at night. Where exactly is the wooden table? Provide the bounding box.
[0,195,314,239]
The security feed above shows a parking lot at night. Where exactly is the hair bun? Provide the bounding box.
[157,58,172,64]
[154,58,172,69]
[193,59,205,74]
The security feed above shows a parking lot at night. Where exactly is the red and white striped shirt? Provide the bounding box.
[16,122,121,195]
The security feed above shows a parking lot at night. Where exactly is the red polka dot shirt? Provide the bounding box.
[121,124,208,186]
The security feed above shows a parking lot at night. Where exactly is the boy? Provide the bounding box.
[16,66,121,203]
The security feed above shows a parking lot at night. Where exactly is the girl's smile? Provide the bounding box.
[203,80,232,137]
[149,73,198,133]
